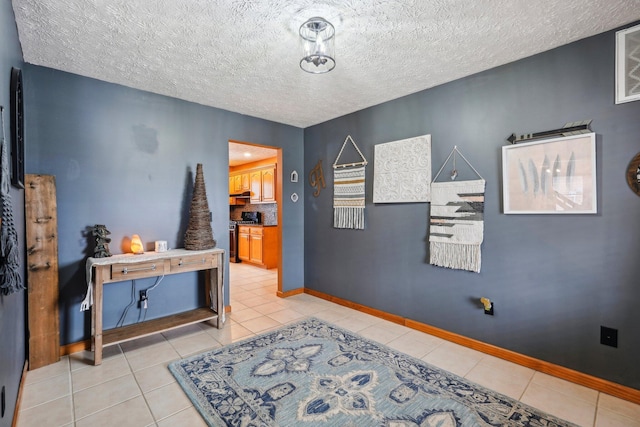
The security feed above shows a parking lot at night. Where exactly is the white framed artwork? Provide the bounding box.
[616,23,640,104]
[373,134,432,203]
[502,133,597,214]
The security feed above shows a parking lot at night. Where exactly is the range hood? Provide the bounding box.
[229,191,251,198]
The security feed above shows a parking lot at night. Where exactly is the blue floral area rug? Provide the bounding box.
[169,318,576,426]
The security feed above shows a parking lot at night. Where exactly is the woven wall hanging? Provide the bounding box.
[428,147,485,273]
[333,135,367,229]
[0,107,23,295]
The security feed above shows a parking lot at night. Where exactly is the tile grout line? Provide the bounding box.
[592,392,601,427]
[67,356,77,427]
[515,364,537,402]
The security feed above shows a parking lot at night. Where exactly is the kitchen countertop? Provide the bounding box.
[235,223,278,227]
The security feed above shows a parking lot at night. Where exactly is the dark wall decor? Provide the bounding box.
[308,159,326,197]
[9,67,24,189]
[627,152,640,196]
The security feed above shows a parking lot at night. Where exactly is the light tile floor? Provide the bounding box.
[16,262,640,427]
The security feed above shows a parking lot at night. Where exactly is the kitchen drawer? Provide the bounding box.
[250,227,263,236]
[111,261,164,281]
[238,226,250,234]
[170,253,216,273]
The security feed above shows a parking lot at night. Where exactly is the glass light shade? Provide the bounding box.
[299,17,335,74]
[130,234,144,254]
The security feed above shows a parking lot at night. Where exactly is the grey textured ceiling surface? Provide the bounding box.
[11,0,640,128]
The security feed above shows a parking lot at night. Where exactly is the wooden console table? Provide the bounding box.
[86,248,224,365]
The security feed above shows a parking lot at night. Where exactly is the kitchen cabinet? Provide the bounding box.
[229,172,250,205]
[240,173,250,191]
[261,168,275,202]
[250,166,276,203]
[237,225,277,269]
[228,176,235,194]
[238,228,250,260]
[229,172,250,194]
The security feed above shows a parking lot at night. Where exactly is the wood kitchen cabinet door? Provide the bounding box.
[250,170,262,203]
[238,228,250,261]
[249,227,264,264]
[240,173,250,191]
[249,167,275,203]
[261,168,275,202]
[249,233,263,264]
[232,174,243,193]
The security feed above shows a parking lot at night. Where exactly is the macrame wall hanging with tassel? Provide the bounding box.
[429,146,485,273]
[333,135,367,230]
[0,106,23,295]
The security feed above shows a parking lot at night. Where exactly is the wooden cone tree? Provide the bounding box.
[184,164,216,250]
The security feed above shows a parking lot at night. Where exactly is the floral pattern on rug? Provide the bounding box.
[298,371,377,422]
[252,344,322,376]
[169,318,578,427]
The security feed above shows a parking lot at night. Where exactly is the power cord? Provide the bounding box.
[117,280,138,328]
[117,275,166,326]
[141,275,164,322]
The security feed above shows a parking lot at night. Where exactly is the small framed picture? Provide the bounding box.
[616,23,640,104]
[502,133,597,214]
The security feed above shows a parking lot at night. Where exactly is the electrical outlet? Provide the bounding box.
[484,303,494,315]
[600,326,618,348]
[139,290,148,309]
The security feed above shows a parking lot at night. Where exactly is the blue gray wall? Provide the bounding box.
[24,66,304,345]
[0,1,25,425]
[304,25,640,389]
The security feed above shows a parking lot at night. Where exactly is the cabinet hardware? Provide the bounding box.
[122,264,156,274]
[178,258,206,266]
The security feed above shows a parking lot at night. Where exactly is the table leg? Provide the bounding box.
[92,266,105,365]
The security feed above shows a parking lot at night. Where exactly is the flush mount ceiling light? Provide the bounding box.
[299,17,335,74]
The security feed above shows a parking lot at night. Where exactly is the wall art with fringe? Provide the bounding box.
[429,147,485,273]
[333,135,367,229]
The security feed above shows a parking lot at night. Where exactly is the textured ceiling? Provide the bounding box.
[11,0,640,128]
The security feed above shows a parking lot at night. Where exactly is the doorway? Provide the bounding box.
[228,140,283,297]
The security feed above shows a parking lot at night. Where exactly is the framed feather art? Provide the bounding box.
[502,133,597,214]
